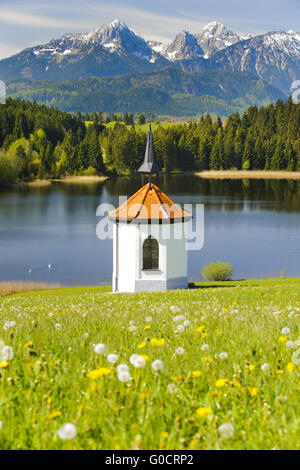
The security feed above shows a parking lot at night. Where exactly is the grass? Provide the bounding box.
[1,277,300,449]
[196,170,300,179]
[85,121,180,132]
[0,282,60,297]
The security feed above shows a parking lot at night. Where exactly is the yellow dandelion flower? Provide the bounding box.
[278,336,287,343]
[210,390,220,397]
[249,387,258,397]
[24,341,33,348]
[248,364,255,372]
[195,326,205,333]
[138,342,147,349]
[192,371,202,378]
[47,411,62,420]
[87,368,112,380]
[144,325,151,330]
[201,333,208,339]
[232,378,241,388]
[171,375,183,382]
[204,356,212,363]
[215,329,222,335]
[190,438,199,447]
[196,407,213,418]
[0,362,9,369]
[47,397,53,405]
[287,362,295,372]
[140,354,149,362]
[276,370,284,375]
[150,338,165,347]
[161,432,169,439]
[215,378,228,388]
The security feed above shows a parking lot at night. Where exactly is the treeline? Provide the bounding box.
[102,98,300,172]
[0,97,299,187]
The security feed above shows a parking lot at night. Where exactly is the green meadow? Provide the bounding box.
[85,121,180,132]
[0,278,300,449]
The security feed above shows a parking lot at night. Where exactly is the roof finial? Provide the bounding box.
[138,125,161,174]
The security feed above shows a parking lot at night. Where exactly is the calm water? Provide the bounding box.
[0,175,300,285]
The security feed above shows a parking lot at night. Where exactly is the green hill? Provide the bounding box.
[7,68,285,117]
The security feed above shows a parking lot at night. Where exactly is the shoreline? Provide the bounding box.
[195,170,300,180]
[22,175,108,187]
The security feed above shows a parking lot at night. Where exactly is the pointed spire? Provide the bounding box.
[138,125,161,174]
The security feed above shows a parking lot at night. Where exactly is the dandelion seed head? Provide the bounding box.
[57,423,77,440]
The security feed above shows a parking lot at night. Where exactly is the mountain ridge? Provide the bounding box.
[7,67,285,117]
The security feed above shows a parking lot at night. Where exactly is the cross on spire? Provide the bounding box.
[138,125,161,174]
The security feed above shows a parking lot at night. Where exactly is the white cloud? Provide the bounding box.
[0,8,87,30]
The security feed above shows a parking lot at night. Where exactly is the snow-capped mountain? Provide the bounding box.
[211,30,300,91]
[0,20,299,93]
[161,31,205,61]
[196,21,251,57]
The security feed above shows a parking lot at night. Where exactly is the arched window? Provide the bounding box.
[143,235,159,270]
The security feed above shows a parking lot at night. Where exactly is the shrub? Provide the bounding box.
[201,261,234,281]
[84,166,97,176]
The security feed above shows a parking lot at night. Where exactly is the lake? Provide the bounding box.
[0,175,300,285]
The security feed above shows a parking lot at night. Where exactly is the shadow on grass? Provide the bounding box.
[188,281,261,289]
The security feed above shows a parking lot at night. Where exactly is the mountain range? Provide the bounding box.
[1,20,299,115]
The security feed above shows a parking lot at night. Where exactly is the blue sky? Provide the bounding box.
[0,0,299,59]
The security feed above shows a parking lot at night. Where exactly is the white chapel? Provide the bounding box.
[108,125,192,293]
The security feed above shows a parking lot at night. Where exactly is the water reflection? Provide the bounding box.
[0,175,300,285]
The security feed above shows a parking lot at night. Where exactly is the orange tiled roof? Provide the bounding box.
[108,183,192,223]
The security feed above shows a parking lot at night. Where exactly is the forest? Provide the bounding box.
[0,97,299,187]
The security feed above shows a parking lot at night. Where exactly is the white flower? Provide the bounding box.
[84,332,89,338]
[218,423,234,439]
[132,356,146,368]
[171,306,180,313]
[130,354,140,365]
[2,346,13,361]
[118,371,132,383]
[219,352,228,360]
[175,325,185,333]
[175,347,185,355]
[3,322,10,331]
[94,343,105,354]
[10,321,16,328]
[183,320,190,327]
[0,421,2,430]
[57,423,77,440]
[173,315,185,323]
[117,364,129,373]
[48,313,53,318]
[145,316,152,322]
[281,327,290,335]
[107,354,119,364]
[201,344,209,351]
[55,323,62,331]
[167,383,178,394]
[152,359,164,372]
[286,340,294,349]
[129,326,137,332]
[261,363,270,372]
